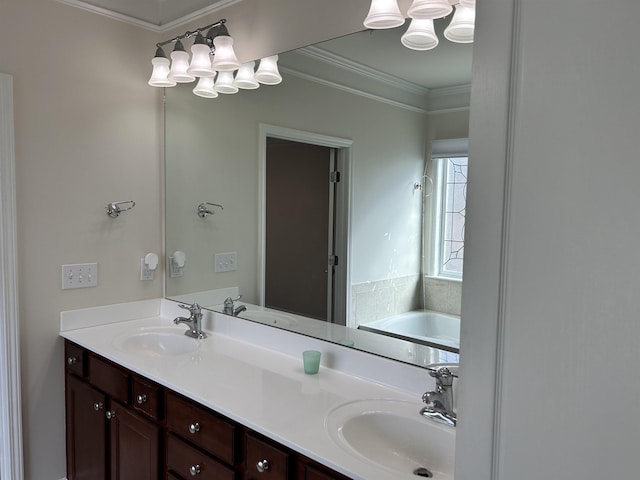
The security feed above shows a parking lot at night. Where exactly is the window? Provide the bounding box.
[438,157,467,278]
[428,139,468,280]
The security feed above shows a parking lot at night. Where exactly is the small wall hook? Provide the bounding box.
[197,202,224,218]
[106,200,135,218]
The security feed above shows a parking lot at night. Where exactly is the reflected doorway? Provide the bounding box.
[258,125,353,325]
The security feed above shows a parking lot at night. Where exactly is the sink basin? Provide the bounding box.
[113,326,201,356]
[239,309,298,328]
[325,399,455,479]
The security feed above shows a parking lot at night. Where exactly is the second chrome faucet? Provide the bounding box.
[174,303,207,339]
[223,295,247,316]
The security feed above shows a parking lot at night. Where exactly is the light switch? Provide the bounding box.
[215,252,237,273]
[62,263,98,289]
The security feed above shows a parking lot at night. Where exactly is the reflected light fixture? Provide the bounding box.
[234,61,260,89]
[364,0,475,49]
[147,19,282,99]
[401,18,439,50]
[193,77,218,98]
[214,71,239,94]
[255,55,282,85]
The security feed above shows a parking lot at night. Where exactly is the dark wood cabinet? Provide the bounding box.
[65,375,107,480]
[65,343,162,480]
[64,340,352,480]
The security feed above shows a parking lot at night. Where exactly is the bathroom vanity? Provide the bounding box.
[64,340,348,480]
[60,299,455,480]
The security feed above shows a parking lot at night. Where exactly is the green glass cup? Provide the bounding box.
[302,350,321,374]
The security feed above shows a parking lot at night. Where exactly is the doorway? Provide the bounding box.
[258,124,353,325]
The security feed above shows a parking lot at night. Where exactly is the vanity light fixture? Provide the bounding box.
[254,55,282,85]
[148,19,283,99]
[364,0,475,51]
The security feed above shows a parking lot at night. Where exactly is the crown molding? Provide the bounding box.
[298,46,430,98]
[56,0,243,33]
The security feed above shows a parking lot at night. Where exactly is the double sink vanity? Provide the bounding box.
[61,299,456,480]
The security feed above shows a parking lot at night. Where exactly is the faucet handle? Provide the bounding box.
[429,367,454,386]
[179,303,201,316]
[223,295,242,307]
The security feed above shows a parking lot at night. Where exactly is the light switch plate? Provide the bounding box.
[62,263,98,289]
[215,252,237,273]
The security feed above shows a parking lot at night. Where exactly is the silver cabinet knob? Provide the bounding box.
[93,402,104,411]
[136,394,148,404]
[188,422,200,434]
[67,356,77,365]
[256,459,271,473]
[105,410,116,420]
[189,464,201,476]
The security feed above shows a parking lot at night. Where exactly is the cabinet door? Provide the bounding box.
[108,400,161,480]
[66,374,107,480]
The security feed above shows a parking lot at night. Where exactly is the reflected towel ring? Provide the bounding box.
[106,200,135,218]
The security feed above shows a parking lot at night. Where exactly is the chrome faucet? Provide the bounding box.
[223,296,247,316]
[174,303,207,339]
[420,367,456,427]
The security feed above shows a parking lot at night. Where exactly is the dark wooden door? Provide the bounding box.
[109,400,161,480]
[65,374,107,480]
[265,137,335,321]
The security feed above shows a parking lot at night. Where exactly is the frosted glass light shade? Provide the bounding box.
[459,0,475,7]
[363,0,405,29]
[193,77,218,98]
[211,35,241,72]
[407,0,452,20]
[148,57,176,87]
[255,56,282,85]
[401,18,439,50]
[188,43,214,77]
[214,71,239,94]
[444,5,475,43]
[168,42,195,83]
[234,61,259,89]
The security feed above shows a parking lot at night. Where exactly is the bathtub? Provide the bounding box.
[358,310,460,353]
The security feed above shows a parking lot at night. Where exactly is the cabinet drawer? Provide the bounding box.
[167,434,236,480]
[246,434,290,480]
[166,392,237,465]
[65,341,85,378]
[88,355,129,404]
[132,376,163,420]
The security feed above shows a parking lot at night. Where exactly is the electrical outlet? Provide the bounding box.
[62,263,98,289]
[215,252,237,273]
[140,258,154,281]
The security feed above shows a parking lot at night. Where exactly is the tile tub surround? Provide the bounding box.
[60,299,451,480]
[423,277,462,316]
[351,274,421,325]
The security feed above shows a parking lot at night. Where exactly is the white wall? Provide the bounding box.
[458,0,640,479]
[0,1,162,478]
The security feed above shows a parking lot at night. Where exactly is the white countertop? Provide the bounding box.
[60,299,446,480]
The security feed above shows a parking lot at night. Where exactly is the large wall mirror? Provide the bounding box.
[164,20,472,368]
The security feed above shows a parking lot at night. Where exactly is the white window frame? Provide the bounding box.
[428,138,468,281]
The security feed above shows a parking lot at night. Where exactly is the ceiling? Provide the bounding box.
[60,0,472,91]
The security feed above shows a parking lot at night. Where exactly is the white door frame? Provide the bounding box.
[257,123,353,324]
[0,74,24,479]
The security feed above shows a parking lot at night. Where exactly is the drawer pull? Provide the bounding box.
[105,410,116,420]
[93,402,104,411]
[136,394,148,404]
[256,459,271,473]
[188,422,201,434]
[189,464,201,476]
[67,356,78,365]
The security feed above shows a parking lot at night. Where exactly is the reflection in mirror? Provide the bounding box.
[165,21,472,367]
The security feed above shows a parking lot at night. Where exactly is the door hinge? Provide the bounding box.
[330,171,340,183]
[328,255,339,266]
